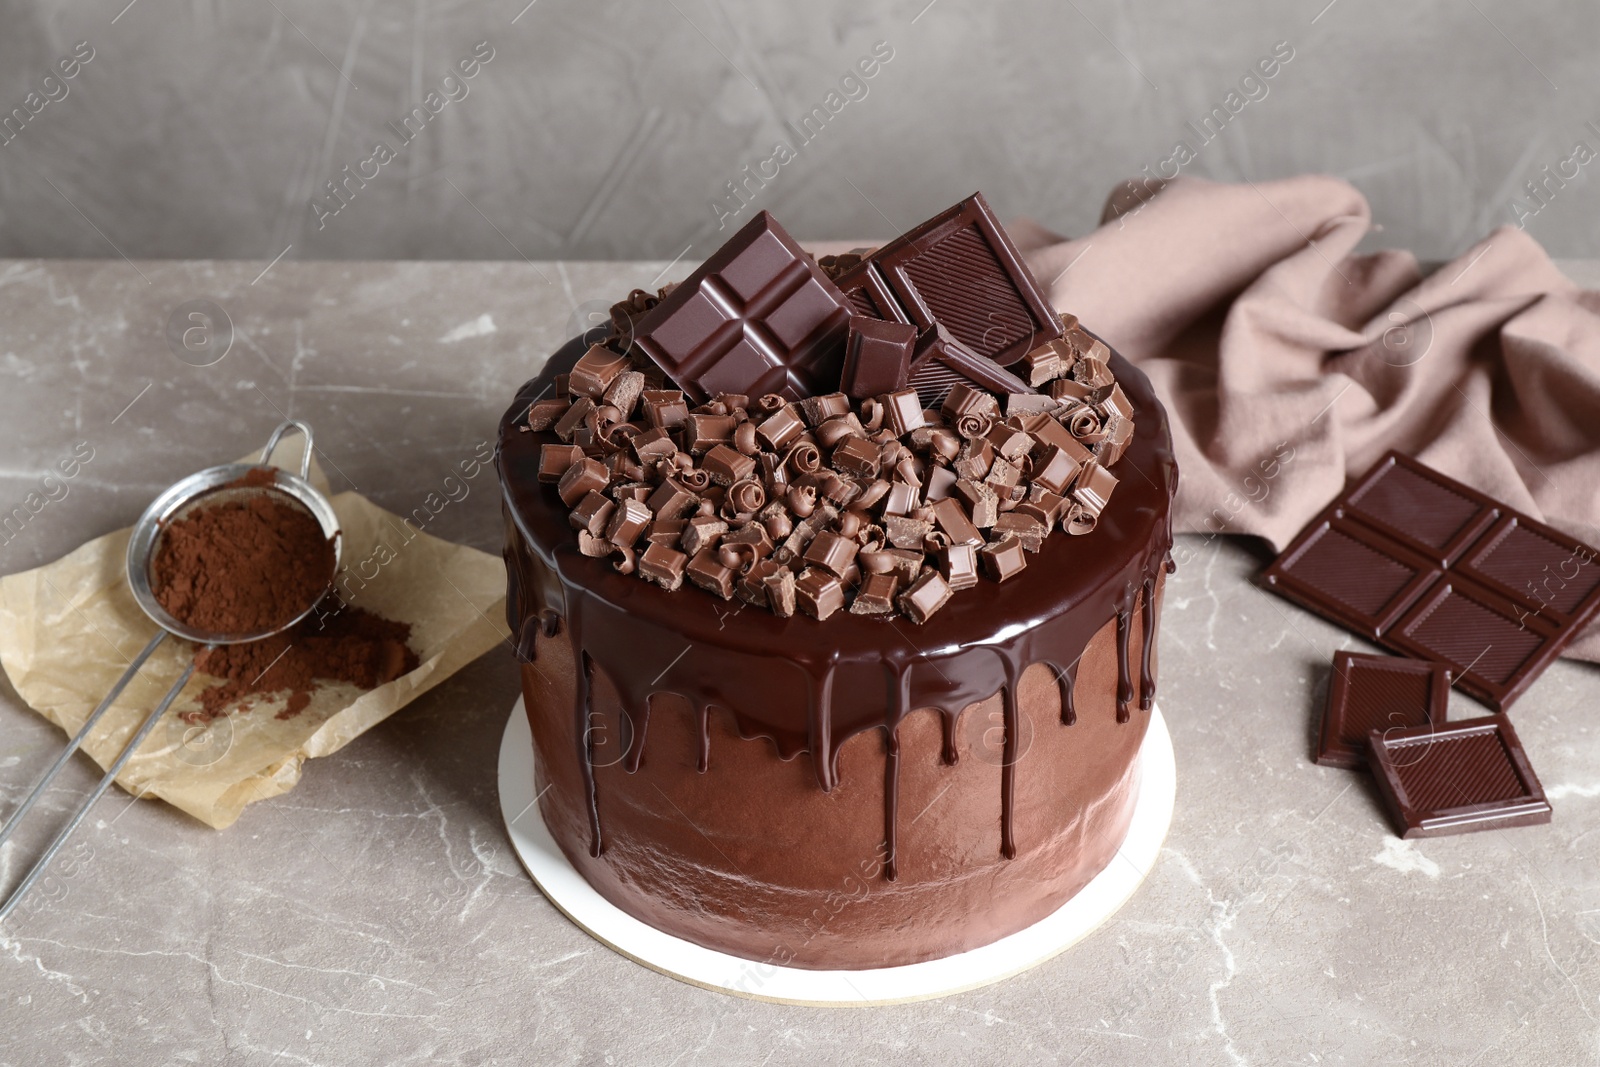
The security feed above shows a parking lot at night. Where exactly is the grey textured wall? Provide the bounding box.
[0,0,1594,262]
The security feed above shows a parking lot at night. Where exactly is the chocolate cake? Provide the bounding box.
[497,195,1177,969]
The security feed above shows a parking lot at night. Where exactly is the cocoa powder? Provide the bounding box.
[151,477,335,636]
[189,603,420,722]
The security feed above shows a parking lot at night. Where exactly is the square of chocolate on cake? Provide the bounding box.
[631,212,852,403]
[833,191,1062,368]
[1366,715,1551,838]
[1317,651,1450,770]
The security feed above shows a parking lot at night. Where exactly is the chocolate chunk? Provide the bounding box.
[800,392,852,427]
[1099,415,1135,467]
[1025,412,1090,458]
[632,211,852,402]
[569,344,630,399]
[647,477,701,520]
[685,413,738,452]
[603,370,646,417]
[737,557,781,606]
[882,389,926,438]
[803,531,860,579]
[1050,378,1092,404]
[984,424,1031,463]
[1031,444,1084,496]
[898,570,953,624]
[994,511,1048,552]
[703,443,756,485]
[938,542,979,591]
[881,481,920,517]
[638,543,688,591]
[830,436,880,479]
[647,518,686,546]
[1317,652,1450,770]
[954,479,999,528]
[841,317,918,399]
[723,521,775,559]
[553,396,596,443]
[642,389,690,430]
[1021,338,1076,385]
[983,457,1022,491]
[1263,451,1600,710]
[756,405,806,451]
[557,457,608,506]
[1073,463,1118,514]
[1366,714,1550,838]
[527,397,572,431]
[1073,352,1115,390]
[930,497,984,547]
[795,569,846,620]
[569,490,615,536]
[1006,393,1057,417]
[849,572,901,615]
[953,438,994,481]
[538,443,585,483]
[833,192,1062,367]
[885,515,933,551]
[630,427,677,464]
[604,498,653,548]
[686,548,736,599]
[925,466,958,503]
[764,565,798,617]
[979,535,1028,582]
[680,515,729,556]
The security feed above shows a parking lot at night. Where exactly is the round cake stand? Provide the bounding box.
[499,697,1175,1006]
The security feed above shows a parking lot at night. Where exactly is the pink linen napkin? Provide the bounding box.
[1010,175,1600,662]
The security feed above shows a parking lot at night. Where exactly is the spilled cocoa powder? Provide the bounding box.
[151,472,336,636]
[148,468,419,722]
[188,603,420,722]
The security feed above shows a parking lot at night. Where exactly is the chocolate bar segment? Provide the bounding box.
[840,317,918,399]
[1317,651,1449,770]
[631,211,852,403]
[1263,450,1600,709]
[834,192,1062,367]
[906,325,1033,410]
[1365,715,1550,838]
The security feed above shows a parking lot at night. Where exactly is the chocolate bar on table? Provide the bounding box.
[630,211,852,403]
[1263,451,1600,711]
[1365,714,1550,838]
[1317,651,1449,769]
[834,191,1062,368]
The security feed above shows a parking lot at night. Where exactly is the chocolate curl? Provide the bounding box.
[611,545,637,574]
[1065,406,1102,441]
[859,398,885,432]
[763,511,793,540]
[928,429,961,464]
[726,479,767,516]
[955,411,993,441]
[787,484,818,518]
[855,478,891,509]
[733,421,759,456]
[678,468,711,492]
[786,441,822,476]
[755,393,786,415]
[1064,502,1097,536]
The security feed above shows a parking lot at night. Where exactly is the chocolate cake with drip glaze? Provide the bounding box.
[496,200,1177,969]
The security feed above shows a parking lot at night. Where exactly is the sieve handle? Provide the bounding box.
[260,419,315,480]
[0,655,198,927]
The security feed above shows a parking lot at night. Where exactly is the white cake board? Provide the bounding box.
[499,697,1175,1006]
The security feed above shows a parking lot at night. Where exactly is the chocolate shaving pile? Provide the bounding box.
[526,308,1133,624]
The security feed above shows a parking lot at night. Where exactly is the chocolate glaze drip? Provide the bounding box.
[1057,661,1080,726]
[498,335,1178,872]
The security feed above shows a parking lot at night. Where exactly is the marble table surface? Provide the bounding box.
[1,257,1597,1067]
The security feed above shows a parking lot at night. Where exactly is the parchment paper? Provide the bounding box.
[0,447,509,829]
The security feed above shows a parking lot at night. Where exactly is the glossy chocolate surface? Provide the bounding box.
[1317,651,1450,770]
[1263,451,1600,710]
[1366,714,1551,838]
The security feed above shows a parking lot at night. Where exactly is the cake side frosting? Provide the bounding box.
[497,333,1176,886]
